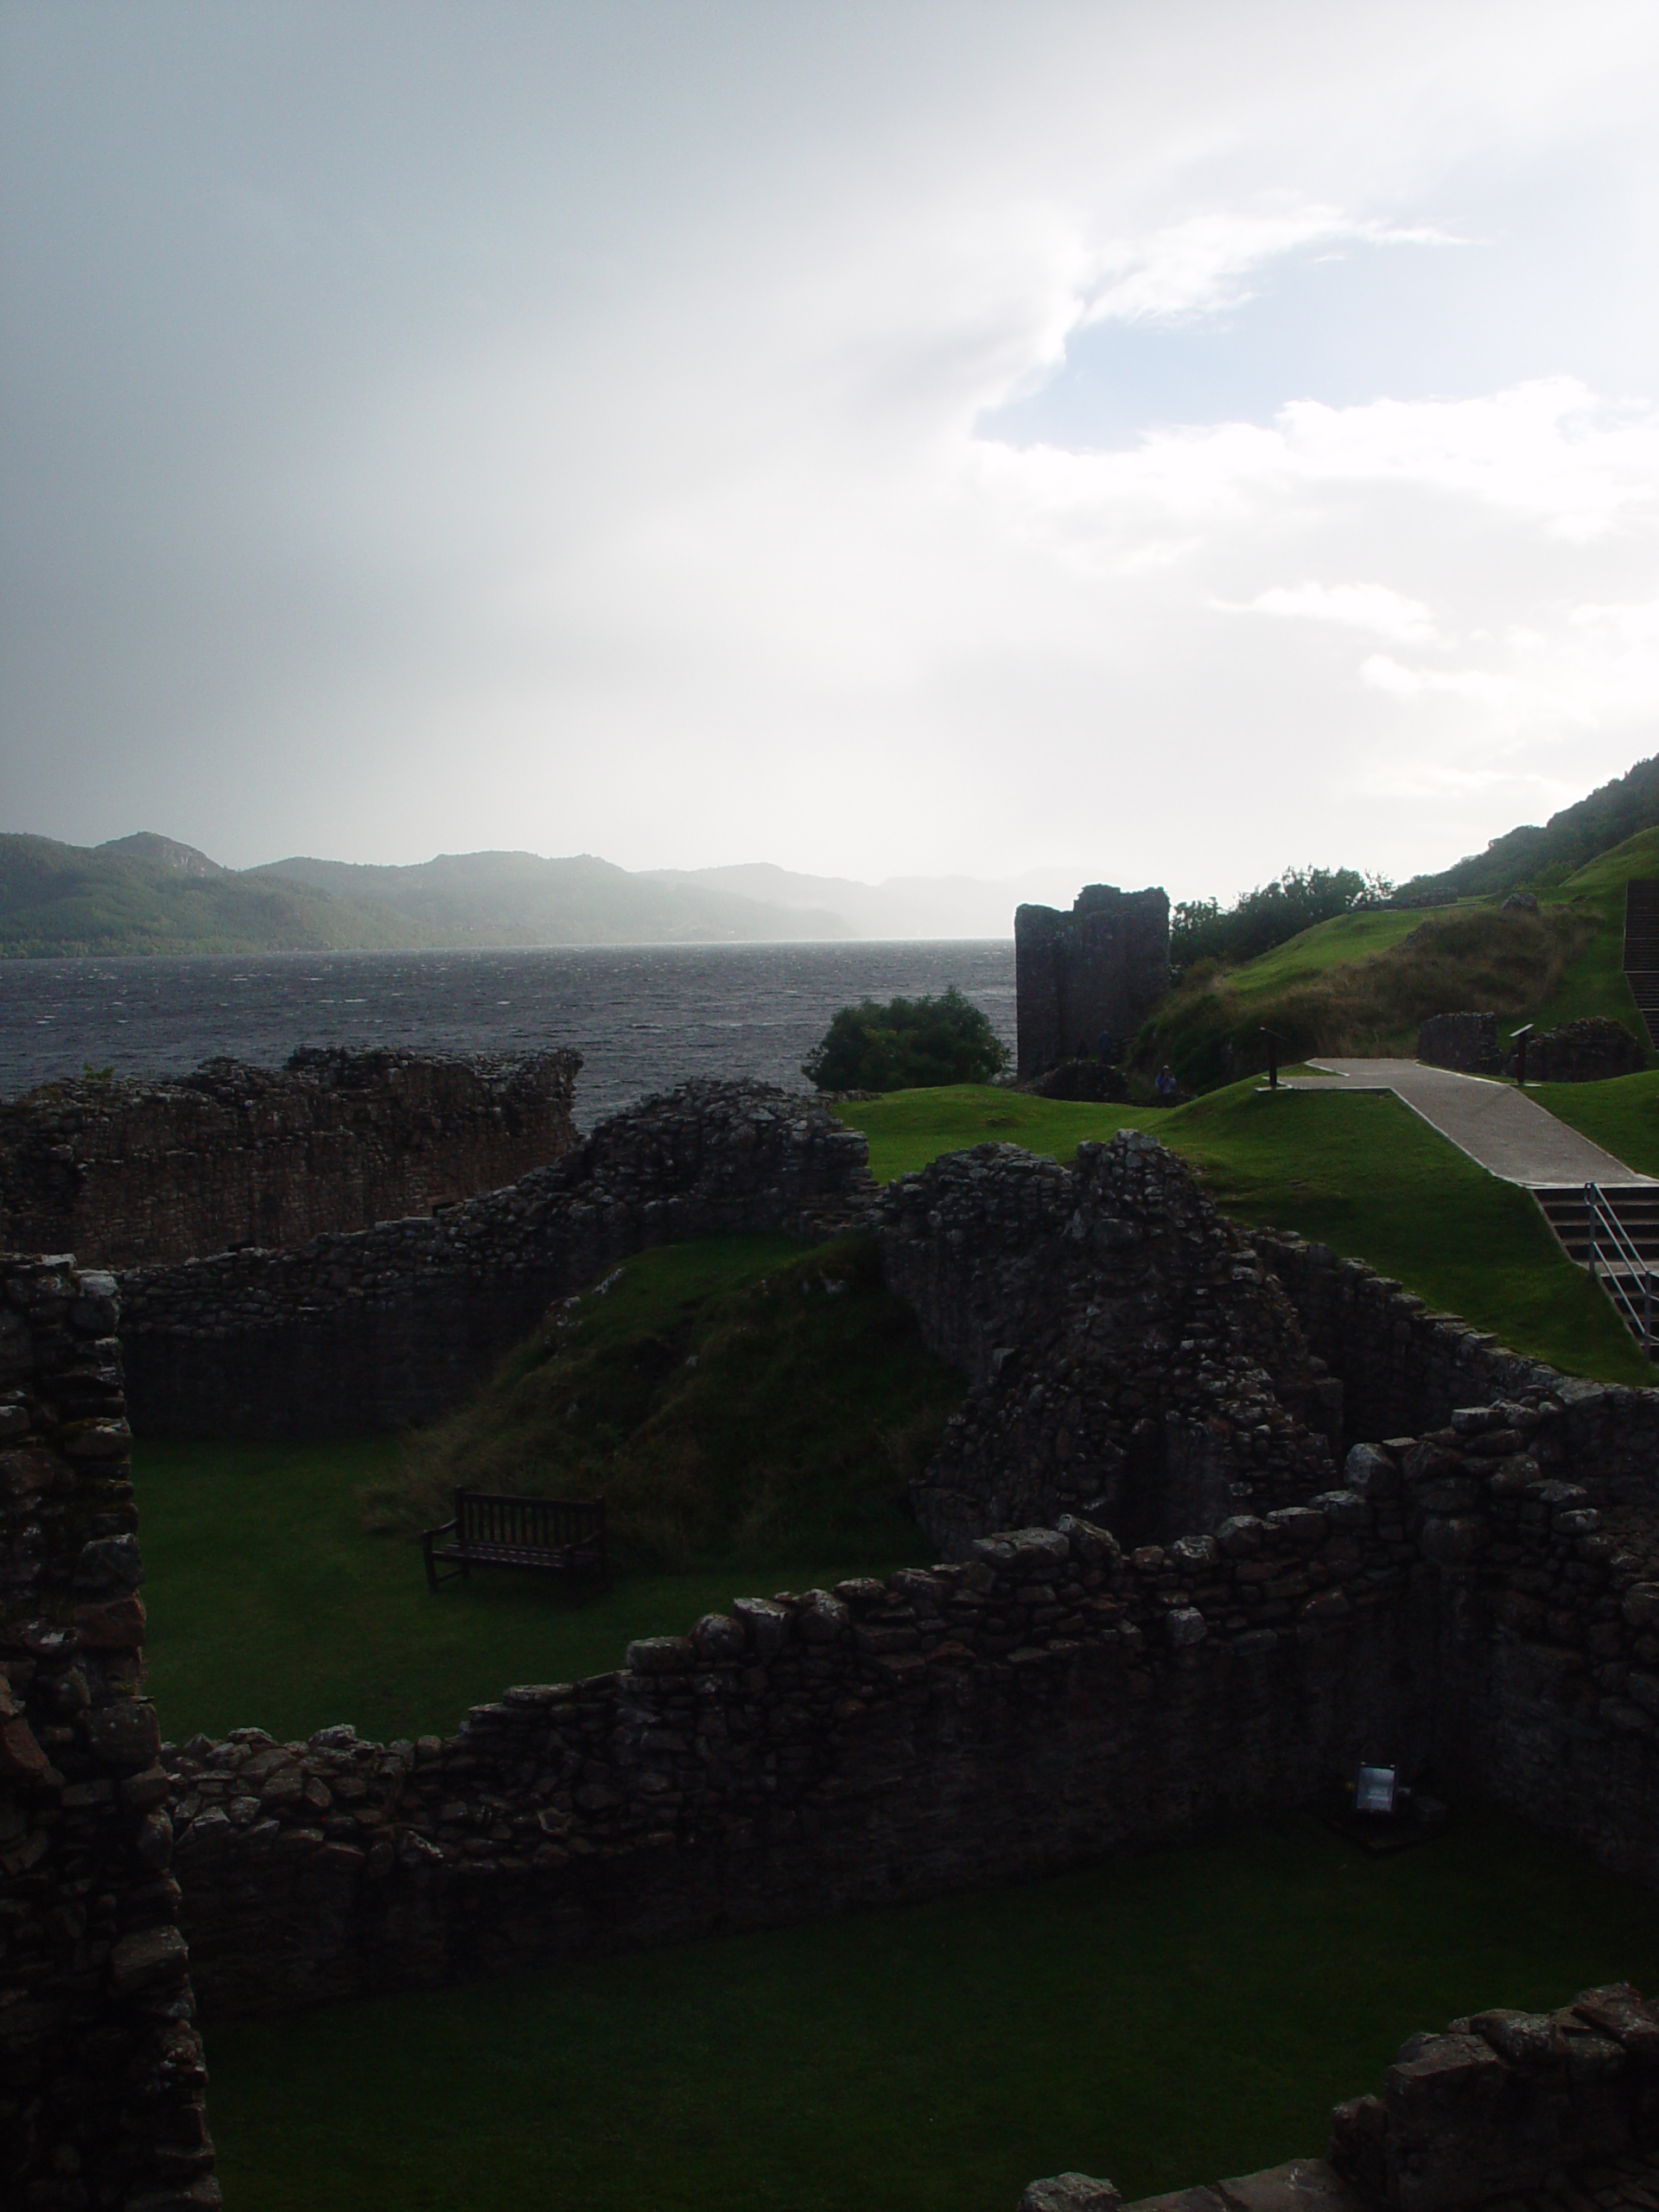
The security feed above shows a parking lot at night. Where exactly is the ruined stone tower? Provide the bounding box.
[1014,883,1170,1079]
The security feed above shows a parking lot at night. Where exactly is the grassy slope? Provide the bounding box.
[836,1082,1651,1383]
[1529,825,1659,1036]
[1133,821,1659,1090]
[369,1232,960,1567]
[1140,905,1602,1088]
[1533,1068,1659,1180]
[207,1803,1659,2212]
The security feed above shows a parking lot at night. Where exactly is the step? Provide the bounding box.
[1535,1182,1659,1352]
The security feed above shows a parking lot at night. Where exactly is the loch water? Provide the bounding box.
[0,942,1016,1127]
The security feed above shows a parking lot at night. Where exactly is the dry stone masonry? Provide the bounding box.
[11,1092,1659,2207]
[168,1504,1417,2019]
[157,1376,1659,2018]
[0,1255,217,2212]
[0,1046,581,1269]
[118,1081,876,1436]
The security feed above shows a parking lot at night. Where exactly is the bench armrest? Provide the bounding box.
[421,1519,458,1546]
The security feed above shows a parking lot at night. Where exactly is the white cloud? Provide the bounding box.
[1080,207,1461,327]
[1360,656,1518,704]
[1227,582,1439,642]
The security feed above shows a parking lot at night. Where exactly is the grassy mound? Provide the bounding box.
[364,1233,963,1572]
[835,1081,1651,1383]
[1136,903,1599,1090]
[206,1803,1659,2212]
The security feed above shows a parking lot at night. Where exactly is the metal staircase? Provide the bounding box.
[1535,1181,1659,1354]
[1624,879,1659,1047]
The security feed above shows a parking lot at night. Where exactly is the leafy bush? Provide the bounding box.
[801,986,1009,1092]
[1171,866,1393,976]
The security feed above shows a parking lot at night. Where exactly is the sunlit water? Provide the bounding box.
[0,943,1016,1128]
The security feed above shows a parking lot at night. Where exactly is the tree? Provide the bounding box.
[802,987,1010,1092]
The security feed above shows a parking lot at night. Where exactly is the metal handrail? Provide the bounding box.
[1586,1180,1654,1352]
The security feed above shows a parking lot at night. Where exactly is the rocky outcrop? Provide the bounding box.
[0,1046,582,1268]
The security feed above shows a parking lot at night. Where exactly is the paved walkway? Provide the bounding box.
[1278,1058,1650,1188]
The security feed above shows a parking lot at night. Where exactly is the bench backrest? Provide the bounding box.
[454,1491,604,1549]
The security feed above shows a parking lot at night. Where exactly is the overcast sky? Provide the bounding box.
[3,1,1657,900]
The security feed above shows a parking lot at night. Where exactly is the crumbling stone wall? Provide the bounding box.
[1026,1983,1659,2212]
[1330,1984,1659,2212]
[118,1082,877,1438]
[168,1508,1418,2021]
[879,1135,1343,1554]
[1507,1016,1647,1083]
[0,1046,581,1269]
[0,1256,217,2211]
[1251,1228,1659,1475]
[159,1378,1659,2024]
[1016,886,1171,1081]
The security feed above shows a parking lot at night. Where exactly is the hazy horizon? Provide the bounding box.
[4,2,1657,906]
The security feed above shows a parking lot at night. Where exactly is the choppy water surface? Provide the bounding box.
[0,944,1015,1128]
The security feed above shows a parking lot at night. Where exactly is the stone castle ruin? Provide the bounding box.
[0,1045,581,1270]
[7,1083,1659,2207]
[1014,884,1171,1081]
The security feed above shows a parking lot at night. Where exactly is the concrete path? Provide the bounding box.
[1278,1057,1650,1188]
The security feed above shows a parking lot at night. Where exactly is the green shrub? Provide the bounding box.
[801,985,1009,1092]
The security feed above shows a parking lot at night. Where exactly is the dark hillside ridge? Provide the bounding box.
[0,833,855,953]
[0,830,422,957]
[1397,751,1659,905]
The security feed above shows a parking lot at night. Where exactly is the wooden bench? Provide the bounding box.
[422,1491,608,1593]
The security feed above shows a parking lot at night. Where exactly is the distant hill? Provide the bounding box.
[1395,753,1659,904]
[0,834,1045,957]
[249,850,848,948]
[0,834,423,957]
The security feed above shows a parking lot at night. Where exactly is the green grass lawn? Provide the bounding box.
[1532,1067,1659,1179]
[205,1802,1659,2212]
[836,1080,1652,1383]
[139,1429,929,1745]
